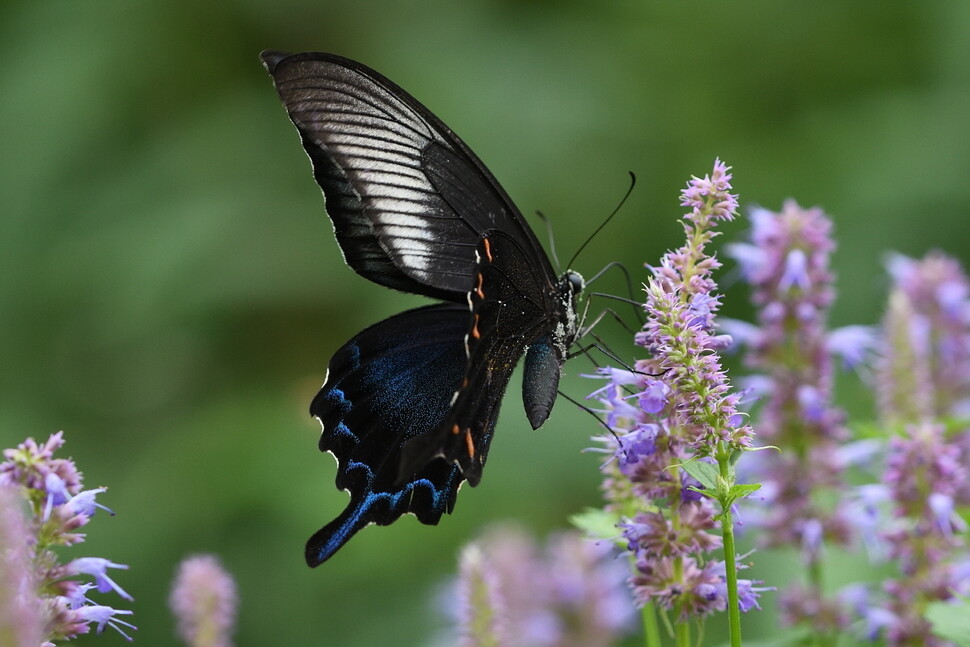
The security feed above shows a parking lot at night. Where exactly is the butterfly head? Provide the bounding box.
[564,270,585,296]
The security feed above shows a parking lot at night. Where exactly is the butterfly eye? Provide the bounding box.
[566,271,585,295]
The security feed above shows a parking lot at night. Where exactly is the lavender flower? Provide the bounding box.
[859,422,968,646]
[877,289,934,424]
[74,605,137,641]
[587,160,763,631]
[456,544,508,647]
[0,484,45,647]
[639,160,752,453]
[0,432,135,642]
[68,558,134,600]
[725,201,859,634]
[848,251,970,645]
[170,554,238,647]
[883,251,970,418]
[448,525,634,647]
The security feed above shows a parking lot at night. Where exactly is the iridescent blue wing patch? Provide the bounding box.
[307,304,468,566]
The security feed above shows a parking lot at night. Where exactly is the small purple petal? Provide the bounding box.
[637,380,669,414]
[75,605,136,641]
[725,242,767,281]
[827,325,877,369]
[778,249,811,291]
[64,488,113,518]
[44,472,71,520]
[68,558,133,601]
[927,492,966,537]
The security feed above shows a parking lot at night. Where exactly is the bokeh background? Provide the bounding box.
[3,1,970,645]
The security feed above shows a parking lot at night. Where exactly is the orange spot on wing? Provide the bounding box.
[482,237,493,262]
[451,423,460,435]
[475,272,484,299]
[471,314,481,339]
[465,429,475,458]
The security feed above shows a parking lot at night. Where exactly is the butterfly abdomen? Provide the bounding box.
[522,338,562,429]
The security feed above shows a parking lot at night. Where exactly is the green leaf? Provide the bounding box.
[681,459,719,490]
[570,508,622,541]
[927,597,970,646]
[729,483,762,500]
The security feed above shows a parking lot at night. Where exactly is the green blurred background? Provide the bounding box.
[3,1,970,644]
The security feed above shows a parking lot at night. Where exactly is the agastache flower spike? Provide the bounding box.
[456,544,509,647]
[586,160,762,642]
[850,252,970,646]
[868,422,968,646]
[0,432,136,642]
[0,484,45,647]
[446,525,634,647]
[170,554,238,647]
[724,201,858,635]
[883,251,970,418]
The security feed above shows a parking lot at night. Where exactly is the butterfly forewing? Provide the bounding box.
[262,51,557,299]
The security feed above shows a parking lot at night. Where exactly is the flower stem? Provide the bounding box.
[642,602,662,647]
[718,450,743,647]
[675,620,691,647]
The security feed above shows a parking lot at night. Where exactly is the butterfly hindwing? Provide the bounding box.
[307,303,469,566]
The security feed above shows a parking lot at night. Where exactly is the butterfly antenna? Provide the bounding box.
[572,336,641,375]
[583,303,640,335]
[535,210,562,271]
[584,260,645,327]
[565,171,636,270]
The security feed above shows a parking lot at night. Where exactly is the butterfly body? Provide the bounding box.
[262,51,582,566]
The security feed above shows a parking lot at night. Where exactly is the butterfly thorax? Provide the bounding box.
[555,269,584,351]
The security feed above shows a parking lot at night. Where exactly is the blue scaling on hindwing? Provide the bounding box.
[305,304,470,566]
[319,388,358,443]
[305,458,463,566]
[363,348,461,442]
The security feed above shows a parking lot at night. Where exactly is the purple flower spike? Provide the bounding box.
[447,526,634,647]
[1,432,135,644]
[726,200,857,633]
[0,485,45,647]
[170,554,238,647]
[585,160,760,625]
[879,251,970,421]
[456,544,508,647]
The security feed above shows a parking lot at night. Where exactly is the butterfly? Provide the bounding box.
[261,51,585,566]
